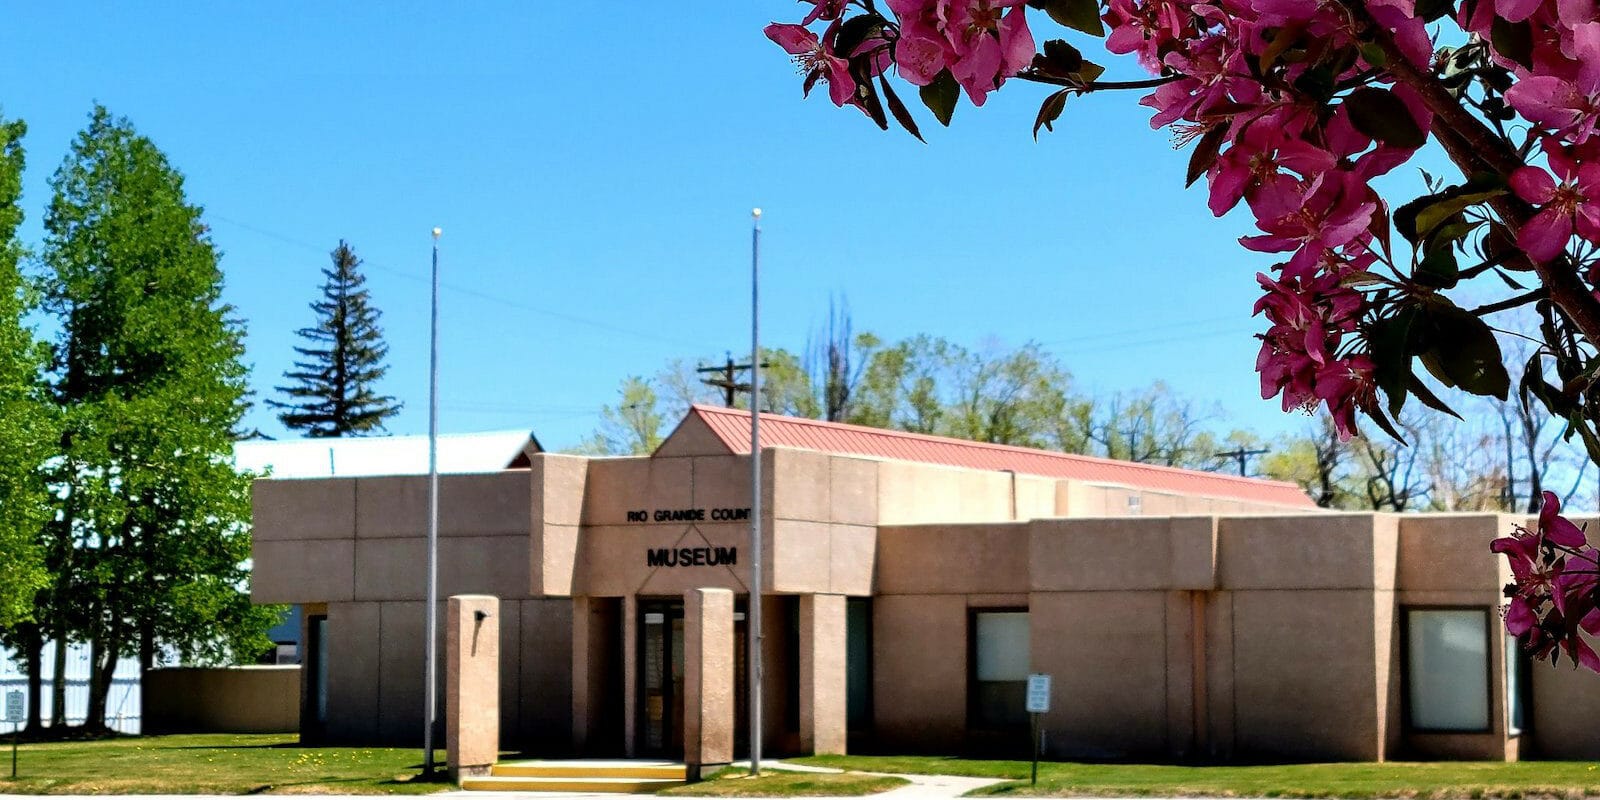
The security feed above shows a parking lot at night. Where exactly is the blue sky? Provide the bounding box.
[0,2,1414,449]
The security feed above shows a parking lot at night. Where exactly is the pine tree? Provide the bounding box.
[270,240,400,436]
[42,106,278,731]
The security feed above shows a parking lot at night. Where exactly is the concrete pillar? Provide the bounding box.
[684,588,735,780]
[571,595,592,753]
[447,595,499,782]
[799,594,847,755]
[622,595,638,758]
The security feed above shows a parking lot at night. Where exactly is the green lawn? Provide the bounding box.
[792,755,1600,798]
[0,733,449,795]
[661,769,909,797]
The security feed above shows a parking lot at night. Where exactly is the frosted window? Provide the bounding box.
[972,611,1029,729]
[1407,609,1489,731]
[976,612,1030,681]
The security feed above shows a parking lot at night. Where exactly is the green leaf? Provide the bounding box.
[1344,87,1427,149]
[1420,302,1510,399]
[1491,17,1534,69]
[1358,41,1388,67]
[1186,123,1230,188]
[919,70,959,127]
[834,14,886,64]
[1292,64,1336,101]
[1033,90,1070,139]
[1077,59,1106,84]
[1407,373,1461,418]
[1414,246,1459,289]
[1416,0,1456,21]
[878,76,924,142]
[1368,308,1416,415]
[1033,0,1105,36]
[1392,179,1505,244]
[1368,406,1409,444]
[1033,39,1084,77]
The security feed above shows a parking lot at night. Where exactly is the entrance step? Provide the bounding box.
[460,760,688,793]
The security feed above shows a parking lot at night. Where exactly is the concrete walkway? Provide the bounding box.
[433,760,1007,800]
[0,764,1008,800]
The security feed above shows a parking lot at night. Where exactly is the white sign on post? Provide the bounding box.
[3,691,21,723]
[1025,673,1051,714]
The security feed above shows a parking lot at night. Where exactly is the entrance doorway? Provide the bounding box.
[636,598,748,758]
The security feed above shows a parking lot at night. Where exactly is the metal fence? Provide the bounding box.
[0,643,141,734]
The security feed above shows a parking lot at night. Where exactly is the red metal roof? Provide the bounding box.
[682,404,1315,508]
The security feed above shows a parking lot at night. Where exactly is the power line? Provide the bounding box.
[209,213,722,352]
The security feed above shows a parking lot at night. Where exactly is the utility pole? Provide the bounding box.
[697,354,769,408]
[698,354,754,407]
[1215,447,1269,477]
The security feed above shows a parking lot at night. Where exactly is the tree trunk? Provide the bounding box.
[22,623,42,735]
[48,629,66,729]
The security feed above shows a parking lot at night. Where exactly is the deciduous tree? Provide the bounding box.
[42,106,277,731]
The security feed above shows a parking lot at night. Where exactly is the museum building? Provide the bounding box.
[251,404,1590,762]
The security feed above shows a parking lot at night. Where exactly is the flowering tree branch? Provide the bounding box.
[764,0,1600,673]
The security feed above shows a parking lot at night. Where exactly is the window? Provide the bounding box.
[847,598,872,731]
[971,610,1029,729]
[308,615,329,726]
[1506,634,1528,735]
[1405,608,1490,732]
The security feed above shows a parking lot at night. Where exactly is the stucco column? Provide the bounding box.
[571,595,593,752]
[446,595,499,782]
[622,595,638,758]
[799,594,848,755]
[684,588,735,780]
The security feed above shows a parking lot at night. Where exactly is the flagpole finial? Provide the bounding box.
[431,227,442,239]
[751,208,762,220]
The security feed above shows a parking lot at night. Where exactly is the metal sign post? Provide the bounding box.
[5,690,23,779]
[1024,674,1051,787]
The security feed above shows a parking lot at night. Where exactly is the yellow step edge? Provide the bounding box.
[491,764,688,779]
[460,776,686,794]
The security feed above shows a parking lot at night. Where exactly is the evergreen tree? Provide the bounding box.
[41,106,277,731]
[270,240,400,436]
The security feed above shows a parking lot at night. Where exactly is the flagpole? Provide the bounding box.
[423,226,442,775]
[748,208,763,775]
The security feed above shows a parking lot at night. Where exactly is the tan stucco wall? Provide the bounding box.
[252,444,1581,761]
[143,667,300,734]
[313,598,572,748]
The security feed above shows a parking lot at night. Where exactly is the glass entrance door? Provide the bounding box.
[639,600,685,757]
[637,598,750,759]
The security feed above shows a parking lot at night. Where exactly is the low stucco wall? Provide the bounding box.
[143,666,300,734]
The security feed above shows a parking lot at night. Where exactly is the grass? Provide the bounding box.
[0,733,449,795]
[660,768,910,797]
[791,755,1600,799]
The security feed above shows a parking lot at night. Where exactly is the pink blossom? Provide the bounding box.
[1208,120,1337,216]
[1104,0,1190,71]
[1506,22,1600,143]
[938,0,1035,105]
[1315,355,1377,439]
[800,0,850,24]
[887,0,954,85]
[766,22,858,107]
[1242,172,1378,275]
[1509,140,1600,261]
[1492,492,1600,671]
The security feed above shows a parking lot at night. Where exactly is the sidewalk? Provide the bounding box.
[0,769,1006,800]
